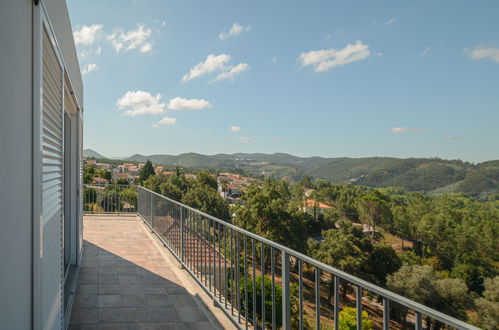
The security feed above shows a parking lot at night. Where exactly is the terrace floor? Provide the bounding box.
[69,215,232,330]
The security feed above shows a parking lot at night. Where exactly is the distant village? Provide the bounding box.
[84,158,334,214]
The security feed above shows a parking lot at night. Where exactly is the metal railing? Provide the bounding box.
[83,184,137,214]
[137,186,477,330]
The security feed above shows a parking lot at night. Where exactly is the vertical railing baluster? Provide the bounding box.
[210,220,213,294]
[281,251,291,330]
[261,242,266,330]
[218,222,222,303]
[271,247,276,330]
[180,206,184,264]
[204,217,208,287]
[117,186,120,214]
[230,227,234,316]
[150,192,154,228]
[334,276,339,330]
[299,260,303,330]
[315,266,320,330]
[415,311,422,330]
[198,214,201,282]
[224,224,227,309]
[236,231,241,324]
[212,219,216,304]
[244,235,248,329]
[252,239,256,327]
[383,297,390,330]
[356,286,363,330]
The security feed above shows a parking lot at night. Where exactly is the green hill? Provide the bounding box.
[116,152,499,194]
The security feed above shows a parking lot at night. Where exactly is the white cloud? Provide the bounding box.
[464,45,499,63]
[218,23,251,40]
[107,24,153,53]
[140,43,153,53]
[420,47,431,57]
[210,63,249,82]
[73,24,103,46]
[78,46,102,59]
[443,135,460,140]
[152,117,176,127]
[182,54,231,82]
[167,97,211,110]
[390,127,423,133]
[298,41,372,72]
[229,126,241,132]
[237,136,252,143]
[385,17,398,26]
[82,63,97,75]
[117,90,165,116]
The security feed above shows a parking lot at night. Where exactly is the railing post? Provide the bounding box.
[356,286,363,330]
[415,312,422,330]
[180,206,184,264]
[150,192,154,229]
[282,251,291,330]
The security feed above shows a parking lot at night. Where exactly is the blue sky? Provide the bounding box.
[68,0,499,162]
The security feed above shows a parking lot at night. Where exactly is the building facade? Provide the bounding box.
[0,0,83,329]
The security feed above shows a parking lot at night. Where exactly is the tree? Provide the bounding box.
[196,171,218,190]
[234,178,306,252]
[338,307,374,330]
[357,195,393,238]
[181,183,230,220]
[159,181,183,201]
[238,275,310,329]
[387,265,472,327]
[473,276,499,330]
[366,244,402,286]
[308,220,375,302]
[308,220,372,279]
[139,160,155,182]
[102,170,112,182]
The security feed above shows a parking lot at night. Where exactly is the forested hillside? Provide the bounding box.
[85,149,499,194]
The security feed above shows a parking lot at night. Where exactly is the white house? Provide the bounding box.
[0,0,83,329]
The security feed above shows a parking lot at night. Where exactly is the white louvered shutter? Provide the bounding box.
[41,27,64,330]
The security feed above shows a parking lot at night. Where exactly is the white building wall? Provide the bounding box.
[0,0,34,329]
[0,1,82,329]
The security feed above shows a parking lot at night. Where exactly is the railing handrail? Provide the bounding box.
[138,185,478,329]
[84,183,137,187]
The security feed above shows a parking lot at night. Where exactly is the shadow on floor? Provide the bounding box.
[69,240,223,330]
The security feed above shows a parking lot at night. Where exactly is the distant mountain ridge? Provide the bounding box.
[83,149,499,194]
[83,149,106,159]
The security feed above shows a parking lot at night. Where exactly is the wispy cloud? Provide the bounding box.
[298,41,372,72]
[182,54,231,82]
[464,45,499,63]
[219,23,251,40]
[107,24,154,53]
[117,90,165,116]
[237,136,252,143]
[167,97,211,110]
[229,126,241,132]
[182,54,249,83]
[385,17,398,26]
[419,47,431,57]
[443,135,460,140]
[73,24,103,46]
[82,63,97,75]
[152,117,176,128]
[210,63,249,83]
[78,46,102,59]
[390,127,423,134]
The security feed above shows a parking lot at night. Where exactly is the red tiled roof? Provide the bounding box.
[303,199,331,209]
